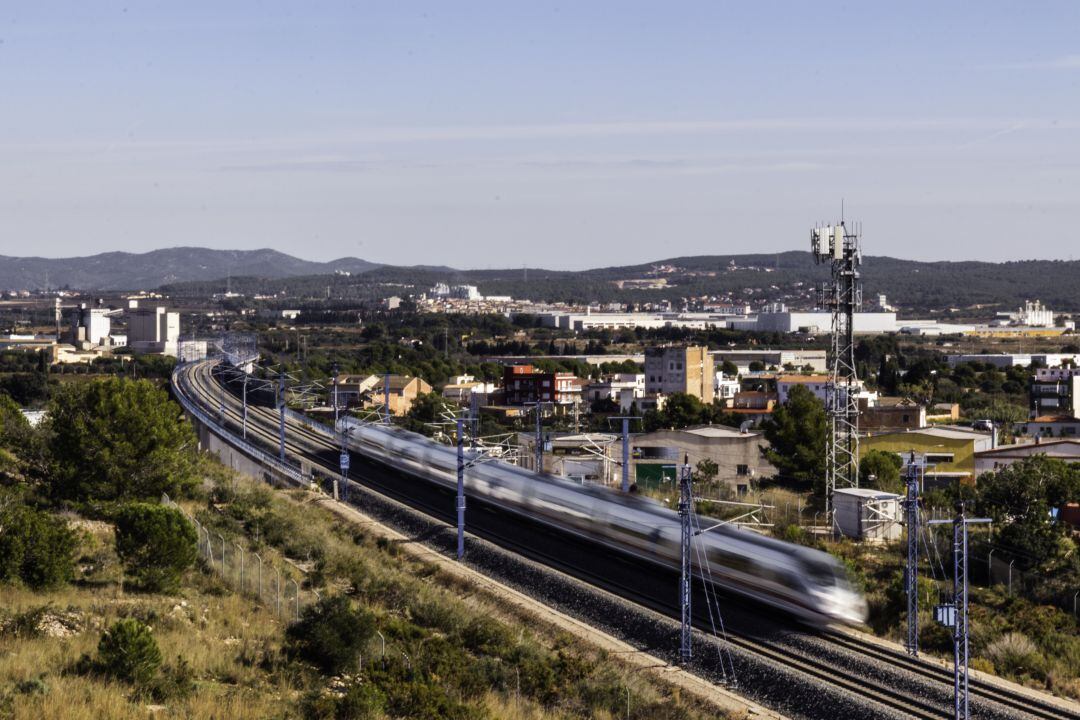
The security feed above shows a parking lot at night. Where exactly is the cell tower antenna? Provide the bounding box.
[809,218,862,527]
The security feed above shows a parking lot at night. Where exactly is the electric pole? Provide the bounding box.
[679,459,693,665]
[456,417,466,559]
[931,503,991,720]
[903,452,923,656]
[277,368,287,462]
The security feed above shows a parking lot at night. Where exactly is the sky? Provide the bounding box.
[2,1,1079,268]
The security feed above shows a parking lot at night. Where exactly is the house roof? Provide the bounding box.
[776,374,830,383]
[867,426,989,441]
[834,487,900,500]
[977,438,1080,457]
[680,425,755,438]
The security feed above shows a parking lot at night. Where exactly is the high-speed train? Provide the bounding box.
[338,417,868,626]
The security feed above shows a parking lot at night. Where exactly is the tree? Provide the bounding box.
[46,378,198,503]
[694,458,719,485]
[641,393,714,431]
[0,492,77,589]
[720,360,739,378]
[285,595,376,675]
[759,384,827,489]
[96,619,162,685]
[860,450,903,493]
[975,456,1080,568]
[0,392,32,449]
[114,503,198,593]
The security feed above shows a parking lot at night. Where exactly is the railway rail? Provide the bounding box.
[173,359,1080,720]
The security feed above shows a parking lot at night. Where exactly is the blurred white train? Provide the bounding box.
[338,417,868,626]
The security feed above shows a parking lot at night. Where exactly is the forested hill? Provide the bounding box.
[5,245,1077,313]
[0,247,380,291]
[160,251,1080,315]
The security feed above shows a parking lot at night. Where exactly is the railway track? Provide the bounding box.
[822,630,1079,720]
[175,359,1080,720]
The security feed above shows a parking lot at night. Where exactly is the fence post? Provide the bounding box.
[254,553,263,601]
[235,543,245,592]
[275,569,282,618]
[987,549,995,585]
[217,534,227,581]
[1074,590,1078,618]
[1008,559,1015,596]
[291,580,301,621]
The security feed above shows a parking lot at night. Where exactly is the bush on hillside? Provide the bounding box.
[96,619,162,686]
[0,497,77,590]
[114,503,198,593]
[285,595,376,675]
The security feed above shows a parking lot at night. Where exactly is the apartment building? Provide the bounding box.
[644,345,714,403]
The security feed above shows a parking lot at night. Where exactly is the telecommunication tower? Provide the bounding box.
[809,221,862,524]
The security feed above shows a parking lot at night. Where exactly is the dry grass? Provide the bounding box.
[0,466,738,719]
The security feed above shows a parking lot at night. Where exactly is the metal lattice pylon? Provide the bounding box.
[679,462,693,664]
[812,221,862,524]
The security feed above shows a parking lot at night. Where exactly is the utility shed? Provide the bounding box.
[834,488,902,542]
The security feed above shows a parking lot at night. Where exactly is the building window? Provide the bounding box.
[925,453,954,464]
[737,464,749,476]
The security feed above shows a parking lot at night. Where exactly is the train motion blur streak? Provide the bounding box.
[338,416,868,626]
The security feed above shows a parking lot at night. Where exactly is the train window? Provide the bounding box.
[805,561,839,588]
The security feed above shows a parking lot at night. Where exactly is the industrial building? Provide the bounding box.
[128,306,181,356]
[69,303,118,347]
[644,345,713,403]
[630,425,774,495]
[736,310,897,334]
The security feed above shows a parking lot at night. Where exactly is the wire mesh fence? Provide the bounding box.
[161,493,319,622]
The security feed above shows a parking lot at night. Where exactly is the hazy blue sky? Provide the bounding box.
[2,2,1079,268]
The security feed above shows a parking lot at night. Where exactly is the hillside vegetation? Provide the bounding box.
[0,378,731,719]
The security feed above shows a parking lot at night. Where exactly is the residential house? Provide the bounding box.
[859,397,926,432]
[975,438,1080,474]
[859,426,995,487]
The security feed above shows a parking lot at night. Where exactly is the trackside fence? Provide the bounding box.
[161,493,319,622]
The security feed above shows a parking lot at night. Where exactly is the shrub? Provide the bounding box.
[984,632,1045,679]
[96,619,162,685]
[285,595,376,675]
[0,500,77,590]
[334,682,386,719]
[145,656,196,701]
[114,503,197,593]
